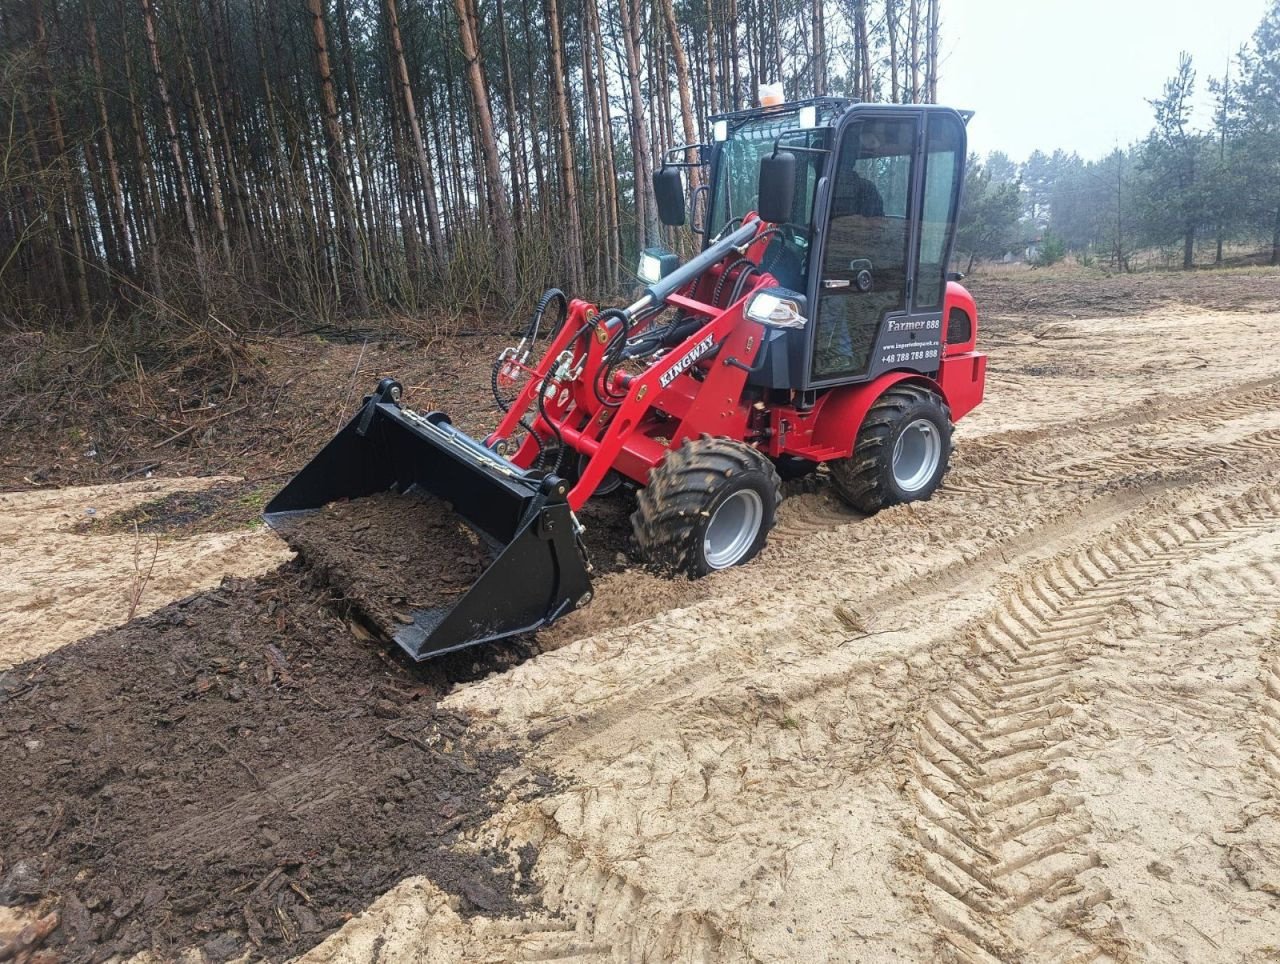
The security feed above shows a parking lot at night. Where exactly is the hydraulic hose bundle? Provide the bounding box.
[492,288,572,471]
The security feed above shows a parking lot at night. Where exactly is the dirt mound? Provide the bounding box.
[274,492,499,640]
[0,566,544,962]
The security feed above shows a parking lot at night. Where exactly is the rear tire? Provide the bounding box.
[632,436,782,578]
[830,383,952,514]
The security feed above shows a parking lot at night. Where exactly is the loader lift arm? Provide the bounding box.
[489,218,780,511]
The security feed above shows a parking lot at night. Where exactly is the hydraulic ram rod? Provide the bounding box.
[630,219,759,313]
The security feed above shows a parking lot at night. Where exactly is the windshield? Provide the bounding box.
[707,111,832,291]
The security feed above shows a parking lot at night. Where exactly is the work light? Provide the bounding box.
[638,248,679,285]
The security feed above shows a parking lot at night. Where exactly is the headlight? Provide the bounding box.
[637,247,679,286]
[746,289,806,328]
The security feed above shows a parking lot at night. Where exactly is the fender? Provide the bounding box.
[809,371,946,459]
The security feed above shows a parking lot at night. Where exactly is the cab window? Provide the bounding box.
[708,118,827,292]
[811,116,918,380]
[915,114,965,309]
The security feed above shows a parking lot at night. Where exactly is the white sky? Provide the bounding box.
[941,0,1271,161]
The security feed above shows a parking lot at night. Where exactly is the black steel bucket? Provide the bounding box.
[264,379,592,661]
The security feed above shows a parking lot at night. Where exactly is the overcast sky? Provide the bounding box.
[942,0,1271,161]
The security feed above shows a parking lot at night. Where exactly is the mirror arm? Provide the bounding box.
[661,143,711,168]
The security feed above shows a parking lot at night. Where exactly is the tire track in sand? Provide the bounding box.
[499,837,752,963]
[1263,652,1280,787]
[773,378,1280,542]
[960,374,1280,454]
[948,426,1280,496]
[909,484,1280,962]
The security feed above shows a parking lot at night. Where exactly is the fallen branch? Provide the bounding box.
[126,522,161,622]
[151,404,248,449]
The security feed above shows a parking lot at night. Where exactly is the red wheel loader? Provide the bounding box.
[265,97,987,661]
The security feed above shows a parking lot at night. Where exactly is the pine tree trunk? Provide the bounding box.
[34,0,91,319]
[87,14,135,272]
[728,0,741,108]
[386,0,445,263]
[140,0,208,292]
[544,0,585,291]
[495,0,527,228]
[589,0,622,288]
[659,0,701,188]
[618,0,660,247]
[886,0,900,102]
[812,0,825,96]
[305,0,370,313]
[855,0,871,98]
[335,0,380,261]
[120,0,165,300]
[452,0,518,301]
[908,0,920,102]
[15,90,71,311]
[202,45,260,281]
[926,0,940,101]
[175,14,232,266]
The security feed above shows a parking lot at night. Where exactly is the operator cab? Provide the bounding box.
[651,97,969,394]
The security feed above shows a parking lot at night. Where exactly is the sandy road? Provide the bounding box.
[3,306,1279,962]
[304,307,1280,963]
[0,478,289,668]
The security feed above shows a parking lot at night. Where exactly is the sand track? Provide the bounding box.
[909,485,1280,961]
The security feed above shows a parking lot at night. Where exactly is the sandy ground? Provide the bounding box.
[4,305,1280,961]
[0,477,290,669]
[313,306,1280,963]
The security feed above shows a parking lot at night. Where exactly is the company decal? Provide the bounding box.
[659,335,715,388]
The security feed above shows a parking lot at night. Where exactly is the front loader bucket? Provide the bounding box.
[264,378,592,661]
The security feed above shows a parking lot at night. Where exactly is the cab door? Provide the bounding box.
[805,109,966,388]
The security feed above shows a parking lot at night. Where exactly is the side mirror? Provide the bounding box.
[757,151,796,224]
[653,167,686,226]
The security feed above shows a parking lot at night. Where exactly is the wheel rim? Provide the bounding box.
[703,489,764,570]
[892,418,942,493]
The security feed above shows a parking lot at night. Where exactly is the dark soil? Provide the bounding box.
[274,492,499,641]
[575,489,642,576]
[0,565,548,963]
[0,332,514,492]
[76,480,272,537]
[271,486,641,648]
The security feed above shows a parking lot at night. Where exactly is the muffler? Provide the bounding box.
[264,379,592,660]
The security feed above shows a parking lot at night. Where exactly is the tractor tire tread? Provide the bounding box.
[632,435,781,578]
[830,384,952,514]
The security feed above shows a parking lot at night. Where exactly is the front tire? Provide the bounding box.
[632,436,782,578]
[830,384,952,514]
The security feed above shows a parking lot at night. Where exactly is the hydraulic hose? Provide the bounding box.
[528,287,569,344]
[492,288,571,414]
[592,308,632,408]
[729,263,762,305]
[712,257,755,307]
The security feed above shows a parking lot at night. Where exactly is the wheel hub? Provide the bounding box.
[892,418,942,493]
[704,489,764,570]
